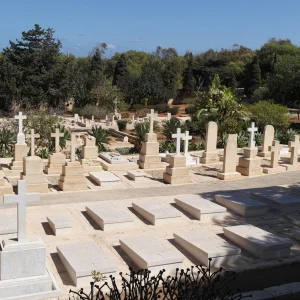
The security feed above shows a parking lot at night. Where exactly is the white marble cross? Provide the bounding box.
[182,131,192,156]
[172,128,184,155]
[70,134,80,162]
[51,128,64,153]
[247,122,258,148]
[26,129,40,156]
[15,112,27,144]
[289,135,300,165]
[148,109,156,134]
[3,180,39,243]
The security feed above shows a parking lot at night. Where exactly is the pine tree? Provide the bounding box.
[112,54,129,87]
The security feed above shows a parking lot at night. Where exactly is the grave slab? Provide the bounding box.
[174,229,241,267]
[47,216,72,236]
[89,171,121,186]
[86,204,133,230]
[252,188,300,213]
[215,192,268,217]
[120,236,183,275]
[174,194,226,221]
[127,170,148,181]
[57,242,117,286]
[99,152,129,164]
[132,199,181,225]
[224,225,292,259]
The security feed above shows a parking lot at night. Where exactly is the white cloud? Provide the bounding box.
[129,38,147,43]
[106,44,116,49]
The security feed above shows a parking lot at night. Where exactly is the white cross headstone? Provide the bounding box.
[74,114,79,123]
[148,109,156,134]
[247,122,258,148]
[51,128,64,153]
[15,112,27,144]
[182,131,192,156]
[172,128,184,155]
[26,129,40,156]
[3,180,39,243]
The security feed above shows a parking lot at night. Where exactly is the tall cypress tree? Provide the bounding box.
[183,53,195,92]
[245,56,261,95]
[112,54,129,87]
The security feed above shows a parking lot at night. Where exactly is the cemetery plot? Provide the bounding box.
[252,188,300,213]
[99,152,129,164]
[47,216,72,236]
[215,192,268,217]
[119,236,183,275]
[57,242,117,286]
[174,229,241,267]
[224,225,292,259]
[86,203,134,230]
[127,170,149,181]
[132,198,181,225]
[174,194,226,221]
[89,171,121,186]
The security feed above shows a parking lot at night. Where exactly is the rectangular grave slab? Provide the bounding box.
[120,236,183,275]
[47,216,72,236]
[0,211,17,235]
[86,203,134,230]
[127,170,148,181]
[174,229,241,267]
[89,171,121,186]
[57,242,117,286]
[215,192,268,217]
[224,225,292,259]
[252,188,300,213]
[174,195,226,221]
[99,152,129,164]
[132,199,181,225]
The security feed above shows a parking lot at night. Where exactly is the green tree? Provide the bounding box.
[245,56,261,96]
[183,52,195,92]
[112,54,129,87]
[0,24,65,110]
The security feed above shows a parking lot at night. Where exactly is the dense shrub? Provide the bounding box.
[36,148,50,159]
[247,100,290,130]
[117,120,130,131]
[151,103,169,113]
[135,108,149,118]
[168,106,179,115]
[159,140,176,153]
[133,104,146,111]
[73,105,106,119]
[276,128,299,144]
[162,118,183,140]
[0,128,16,157]
[185,105,196,114]
[188,140,204,151]
[182,97,196,104]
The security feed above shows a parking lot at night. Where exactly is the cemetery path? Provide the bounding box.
[6,170,299,207]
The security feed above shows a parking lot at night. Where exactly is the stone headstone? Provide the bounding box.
[123,136,129,143]
[258,125,274,157]
[74,114,79,123]
[224,224,291,259]
[200,121,219,164]
[51,128,64,153]
[217,134,241,180]
[15,112,27,144]
[172,128,184,155]
[26,129,40,156]
[182,131,192,157]
[247,122,258,148]
[263,140,285,174]
[167,112,171,120]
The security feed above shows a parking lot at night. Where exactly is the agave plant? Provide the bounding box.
[217,133,228,148]
[162,118,183,140]
[237,131,248,148]
[254,132,263,146]
[0,129,17,157]
[89,126,110,152]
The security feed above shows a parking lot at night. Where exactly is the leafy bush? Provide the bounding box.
[89,126,110,152]
[182,97,196,104]
[117,120,130,131]
[276,128,299,144]
[255,132,263,146]
[0,129,16,157]
[115,147,139,155]
[133,104,146,111]
[70,262,250,300]
[36,148,49,159]
[73,105,106,120]
[135,108,149,118]
[168,106,179,115]
[188,140,204,151]
[151,103,169,113]
[247,100,290,130]
[185,105,196,114]
[217,133,228,148]
[159,140,176,153]
[237,131,249,148]
[162,118,183,140]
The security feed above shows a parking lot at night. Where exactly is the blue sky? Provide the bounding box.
[1,0,300,56]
